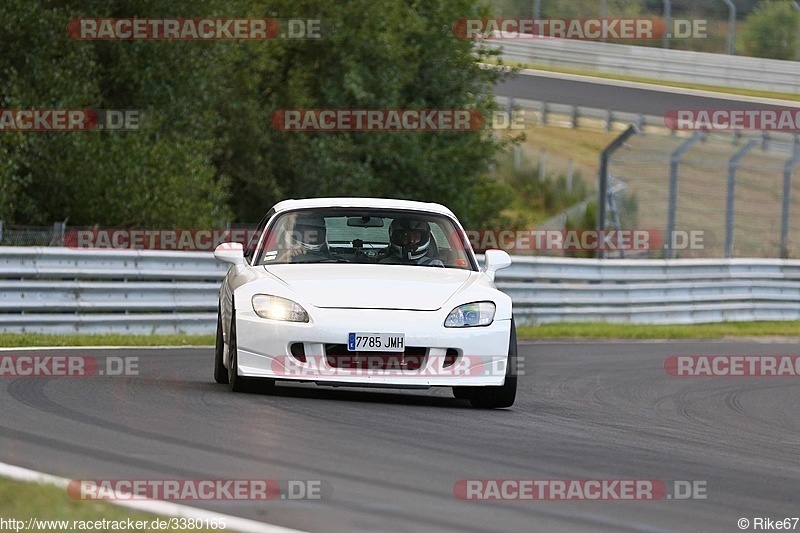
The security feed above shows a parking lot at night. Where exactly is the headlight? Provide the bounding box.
[252,294,309,322]
[444,302,495,328]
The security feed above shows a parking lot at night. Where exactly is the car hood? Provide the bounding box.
[265,264,473,311]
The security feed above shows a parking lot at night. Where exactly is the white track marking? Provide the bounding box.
[0,461,307,533]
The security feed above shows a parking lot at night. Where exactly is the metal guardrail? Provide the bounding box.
[495,95,662,132]
[502,256,800,324]
[0,247,227,334]
[493,38,800,93]
[495,96,799,158]
[0,246,227,280]
[0,248,799,333]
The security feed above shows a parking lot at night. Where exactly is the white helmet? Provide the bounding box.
[389,219,431,261]
[291,214,327,252]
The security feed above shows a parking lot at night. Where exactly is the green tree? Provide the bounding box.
[215,0,515,228]
[0,0,231,227]
[743,0,799,60]
[1,0,515,229]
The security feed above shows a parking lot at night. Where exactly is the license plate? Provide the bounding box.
[348,333,405,352]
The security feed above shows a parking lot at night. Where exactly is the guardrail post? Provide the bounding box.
[51,221,65,247]
[540,101,548,125]
[663,0,672,49]
[722,0,736,55]
[571,106,579,128]
[725,139,758,258]
[597,124,638,258]
[637,114,645,133]
[605,110,613,131]
[780,136,800,258]
[665,131,706,259]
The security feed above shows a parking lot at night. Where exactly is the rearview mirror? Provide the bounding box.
[484,249,511,281]
[347,216,385,228]
[214,242,244,265]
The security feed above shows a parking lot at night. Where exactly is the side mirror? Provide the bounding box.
[484,249,511,281]
[214,242,244,265]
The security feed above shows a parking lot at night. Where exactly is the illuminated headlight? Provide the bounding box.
[444,302,495,328]
[252,295,309,322]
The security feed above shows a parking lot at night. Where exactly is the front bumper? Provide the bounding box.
[235,307,512,387]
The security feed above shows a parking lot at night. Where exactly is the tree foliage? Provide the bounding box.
[0,0,231,226]
[743,0,799,60]
[0,0,515,228]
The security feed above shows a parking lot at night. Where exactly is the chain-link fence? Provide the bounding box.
[0,223,256,250]
[0,222,67,247]
[605,130,800,259]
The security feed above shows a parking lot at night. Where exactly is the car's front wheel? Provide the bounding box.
[459,320,518,409]
[227,309,275,394]
[214,306,229,384]
[228,310,255,393]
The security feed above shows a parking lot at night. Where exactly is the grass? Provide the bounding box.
[0,333,215,348]
[518,321,800,340]
[0,322,798,349]
[0,478,220,532]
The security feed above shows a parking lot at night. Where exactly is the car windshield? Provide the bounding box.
[257,209,474,270]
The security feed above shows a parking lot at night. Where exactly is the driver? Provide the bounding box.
[279,214,331,262]
[381,219,444,267]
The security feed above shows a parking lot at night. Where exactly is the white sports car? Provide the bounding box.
[213,197,517,408]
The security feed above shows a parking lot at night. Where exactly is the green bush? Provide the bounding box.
[743,0,799,60]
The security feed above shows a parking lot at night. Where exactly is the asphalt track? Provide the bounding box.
[1,342,800,532]
[494,71,800,115]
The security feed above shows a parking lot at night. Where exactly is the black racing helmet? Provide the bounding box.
[389,219,431,261]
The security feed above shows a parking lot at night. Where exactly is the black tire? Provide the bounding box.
[468,320,518,409]
[214,306,229,384]
[228,309,275,394]
[228,310,256,393]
